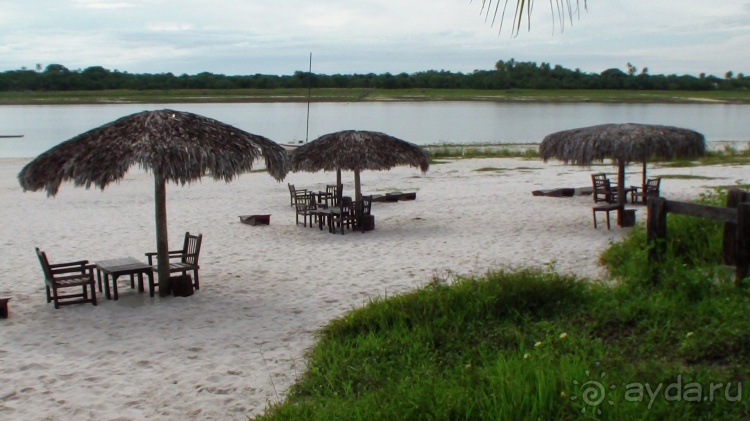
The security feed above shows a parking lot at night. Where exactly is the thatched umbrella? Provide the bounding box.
[539,123,705,220]
[289,130,430,201]
[18,109,288,295]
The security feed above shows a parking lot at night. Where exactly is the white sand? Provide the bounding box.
[0,156,746,420]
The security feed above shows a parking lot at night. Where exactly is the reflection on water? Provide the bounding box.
[1,102,749,158]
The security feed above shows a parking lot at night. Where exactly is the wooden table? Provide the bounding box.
[96,257,154,301]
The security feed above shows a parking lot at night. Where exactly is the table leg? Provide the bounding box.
[96,269,103,293]
[137,273,144,292]
[147,270,155,297]
[104,273,112,300]
[112,275,119,301]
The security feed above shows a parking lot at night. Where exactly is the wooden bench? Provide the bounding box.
[239,214,271,225]
[0,297,10,318]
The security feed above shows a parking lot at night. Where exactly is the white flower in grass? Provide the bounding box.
[686,332,694,338]
[559,332,568,339]
[523,353,530,359]
[534,341,543,348]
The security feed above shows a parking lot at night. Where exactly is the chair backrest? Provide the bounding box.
[181,232,202,265]
[362,195,372,216]
[35,247,53,280]
[334,184,343,206]
[592,173,608,190]
[325,184,343,206]
[339,196,353,216]
[646,177,661,193]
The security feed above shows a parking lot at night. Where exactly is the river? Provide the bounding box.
[1,102,748,158]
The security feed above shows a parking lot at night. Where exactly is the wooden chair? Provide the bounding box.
[145,232,203,291]
[294,193,319,227]
[356,195,373,233]
[288,183,308,207]
[35,247,97,309]
[592,204,622,230]
[330,196,356,234]
[326,184,343,207]
[591,173,619,204]
[632,177,661,204]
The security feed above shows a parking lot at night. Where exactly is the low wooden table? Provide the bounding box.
[95,257,154,301]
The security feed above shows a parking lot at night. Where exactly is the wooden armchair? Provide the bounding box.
[35,247,97,309]
[632,177,661,204]
[145,232,203,291]
[591,173,618,204]
[319,184,343,208]
[295,193,320,227]
[356,195,373,233]
[288,183,308,207]
[330,196,356,234]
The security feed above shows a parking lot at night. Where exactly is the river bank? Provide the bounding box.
[3,88,750,105]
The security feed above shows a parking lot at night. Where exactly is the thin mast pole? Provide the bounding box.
[305,52,312,143]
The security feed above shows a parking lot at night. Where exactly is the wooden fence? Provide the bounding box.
[647,188,750,285]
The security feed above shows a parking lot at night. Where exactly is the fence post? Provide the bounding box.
[647,197,667,284]
[723,189,742,265]
[736,203,750,285]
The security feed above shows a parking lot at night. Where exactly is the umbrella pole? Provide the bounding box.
[336,168,341,187]
[155,177,171,296]
[642,161,647,189]
[617,160,626,225]
[354,170,361,202]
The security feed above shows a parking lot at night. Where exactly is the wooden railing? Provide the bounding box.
[647,188,750,285]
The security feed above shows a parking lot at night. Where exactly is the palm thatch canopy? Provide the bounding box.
[289,130,429,200]
[539,123,705,167]
[539,123,705,215]
[18,109,288,295]
[18,109,287,196]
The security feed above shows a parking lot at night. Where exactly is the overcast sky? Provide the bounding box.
[2,1,749,78]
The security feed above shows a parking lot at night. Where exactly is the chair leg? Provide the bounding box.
[46,284,52,303]
[606,211,611,230]
[193,270,200,290]
[593,209,598,229]
[53,287,60,309]
[90,283,97,306]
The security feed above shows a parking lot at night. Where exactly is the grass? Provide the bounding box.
[254,189,750,420]
[474,167,505,172]
[423,142,750,163]
[425,144,540,160]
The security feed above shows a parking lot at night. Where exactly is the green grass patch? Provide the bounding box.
[659,174,719,180]
[256,268,750,420]
[425,145,540,160]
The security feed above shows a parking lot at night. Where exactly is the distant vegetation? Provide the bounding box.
[2,60,749,93]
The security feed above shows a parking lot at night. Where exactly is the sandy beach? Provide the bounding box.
[0,154,747,420]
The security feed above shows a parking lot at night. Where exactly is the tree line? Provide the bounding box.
[0,60,747,92]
